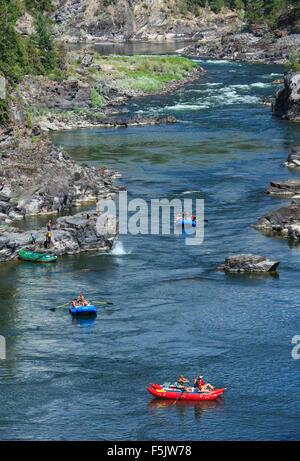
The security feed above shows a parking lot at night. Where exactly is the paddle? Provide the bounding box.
[50,299,114,312]
[91,301,114,305]
[49,302,70,312]
[173,387,186,405]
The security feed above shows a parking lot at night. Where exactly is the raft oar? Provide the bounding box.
[49,302,70,312]
[91,301,114,305]
[173,387,186,405]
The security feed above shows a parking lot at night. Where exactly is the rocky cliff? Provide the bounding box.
[0,124,121,224]
[272,70,300,120]
[51,0,239,42]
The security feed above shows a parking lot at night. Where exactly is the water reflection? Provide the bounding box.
[71,40,195,56]
[147,397,224,421]
[71,316,97,327]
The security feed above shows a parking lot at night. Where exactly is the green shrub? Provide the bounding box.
[90,88,103,108]
[286,49,300,72]
[0,99,10,125]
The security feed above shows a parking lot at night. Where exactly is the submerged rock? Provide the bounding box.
[218,254,280,272]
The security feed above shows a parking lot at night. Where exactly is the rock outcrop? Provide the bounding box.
[0,125,122,224]
[253,199,300,240]
[272,70,300,120]
[264,178,300,197]
[283,146,300,168]
[0,211,118,262]
[218,254,280,272]
[181,30,300,65]
[51,1,239,42]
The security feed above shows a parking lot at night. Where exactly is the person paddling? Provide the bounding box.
[177,375,189,390]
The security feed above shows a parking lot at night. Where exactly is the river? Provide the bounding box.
[0,48,300,441]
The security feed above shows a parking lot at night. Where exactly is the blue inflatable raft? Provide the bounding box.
[69,304,97,316]
[175,219,196,227]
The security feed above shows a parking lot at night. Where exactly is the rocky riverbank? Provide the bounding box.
[180,29,300,65]
[11,51,204,132]
[0,124,122,224]
[0,211,118,262]
[253,146,300,242]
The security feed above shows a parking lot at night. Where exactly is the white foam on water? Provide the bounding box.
[182,190,202,195]
[111,241,129,255]
[250,82,273,88]
[133,81,261,115]
[193,59,236,65]
[261,72,283,79]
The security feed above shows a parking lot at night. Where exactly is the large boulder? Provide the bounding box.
[253,200,300,240]
[264,178,300,197]
[272,70,300,120]
[283,146,300,168]
[218,254,280,272]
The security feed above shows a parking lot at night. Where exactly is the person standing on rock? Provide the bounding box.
[96,200,100,217]
[29,233,36,247]
[45,231,51,249]
[47,220,52,232]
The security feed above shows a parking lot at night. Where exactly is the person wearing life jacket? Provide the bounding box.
[194,375,205,391]
[71,299,78,309]
[78,293,88,306]
[194,376,215,392]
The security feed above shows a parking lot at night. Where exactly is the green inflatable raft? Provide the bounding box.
[18,250,57,263]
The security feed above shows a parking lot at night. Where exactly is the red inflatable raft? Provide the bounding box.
[146,383,225,401]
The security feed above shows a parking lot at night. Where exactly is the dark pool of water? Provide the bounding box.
[1,57,300,441]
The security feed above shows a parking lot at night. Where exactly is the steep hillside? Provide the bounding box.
[52,0,240,42]
[51,0,300,42]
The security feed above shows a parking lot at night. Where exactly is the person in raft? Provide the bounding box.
[177,375,190,390]
[71,299,78,309]
[194,376,215,392]
[77,293,88,306]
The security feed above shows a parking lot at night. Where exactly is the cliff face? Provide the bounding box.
[51,0,239,41]
[272,70,300,120]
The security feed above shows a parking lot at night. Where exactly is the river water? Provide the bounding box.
[0,50,300,441]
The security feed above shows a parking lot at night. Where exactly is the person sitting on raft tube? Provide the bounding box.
[71,299,78,309]
[194,376,215,392]
[77,293,88,306]
[177,375,189,390]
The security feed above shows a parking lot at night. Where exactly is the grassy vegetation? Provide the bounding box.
[286,48,300,72]
[93,55,198,93]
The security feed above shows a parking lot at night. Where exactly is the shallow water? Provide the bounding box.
[1,56,300,441]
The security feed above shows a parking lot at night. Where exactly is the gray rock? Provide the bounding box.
[264,178,300,196]
[253,201,300,240]
[283,146,300,168]
[0,211,118,262]
[272,70,300,120]
[218,254,280,272]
